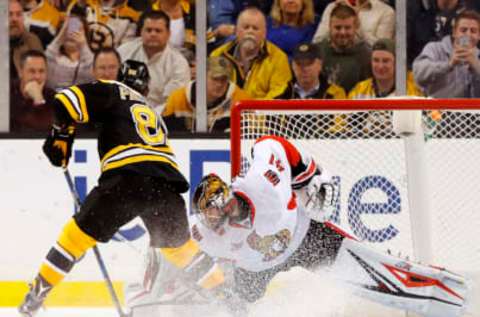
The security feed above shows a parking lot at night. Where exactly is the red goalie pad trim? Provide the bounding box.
[384,264,463,300]
[325,222,357,241]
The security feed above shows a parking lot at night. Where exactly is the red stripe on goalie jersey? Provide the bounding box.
[255,136,315,182]
[256,136,301,166]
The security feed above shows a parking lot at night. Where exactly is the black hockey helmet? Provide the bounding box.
[118,59,150,94]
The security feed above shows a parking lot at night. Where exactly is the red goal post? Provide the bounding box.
[230,98,480,273]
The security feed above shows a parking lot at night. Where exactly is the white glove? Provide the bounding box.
[296,172,336,222]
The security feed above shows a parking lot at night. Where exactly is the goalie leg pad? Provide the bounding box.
[330,238,470,317]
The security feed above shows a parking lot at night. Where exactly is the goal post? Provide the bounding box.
[230,98,480,272]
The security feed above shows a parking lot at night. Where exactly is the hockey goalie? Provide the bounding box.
[127,135,471,317]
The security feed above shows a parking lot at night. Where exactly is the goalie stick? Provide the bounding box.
[63,168,128,317]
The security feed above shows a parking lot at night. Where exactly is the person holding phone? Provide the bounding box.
[413,10,480,98]
[45,14,95,91]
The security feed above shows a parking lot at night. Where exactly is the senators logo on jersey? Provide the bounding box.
[247,229,292,261]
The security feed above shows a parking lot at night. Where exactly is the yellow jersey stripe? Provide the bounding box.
[101,143,174,165]
[102,154,179,173]
[70,86,89,123]
[55,94,80,122]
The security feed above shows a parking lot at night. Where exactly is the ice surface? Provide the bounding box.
[4,268,479,317]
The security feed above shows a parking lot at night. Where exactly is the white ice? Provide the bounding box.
[4,267,479,317]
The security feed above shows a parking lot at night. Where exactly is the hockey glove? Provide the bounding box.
[43,124,75,168]
[298,173,336,222]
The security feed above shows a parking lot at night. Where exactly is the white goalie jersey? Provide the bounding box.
[189,136,323,272]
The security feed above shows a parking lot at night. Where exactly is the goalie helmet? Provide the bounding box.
[118,59,150,94]
[192,174,237,232]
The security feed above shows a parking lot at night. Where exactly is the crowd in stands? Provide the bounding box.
[7,0,480,135]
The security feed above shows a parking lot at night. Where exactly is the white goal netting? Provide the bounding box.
[231,99,480,273]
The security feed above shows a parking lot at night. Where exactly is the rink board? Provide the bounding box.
[0,138,479,307]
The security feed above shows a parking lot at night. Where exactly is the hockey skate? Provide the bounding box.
[18,276,52,317]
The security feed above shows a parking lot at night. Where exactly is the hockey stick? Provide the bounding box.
[63,168,128,317]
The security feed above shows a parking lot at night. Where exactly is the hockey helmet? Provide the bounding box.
[192,174,236,231]
[118,59,150,94]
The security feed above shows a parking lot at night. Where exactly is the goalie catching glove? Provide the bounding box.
[295,169,336,222]
[43,124,75,168]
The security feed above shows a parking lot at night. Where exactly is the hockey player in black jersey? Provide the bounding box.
[18,60,225,317]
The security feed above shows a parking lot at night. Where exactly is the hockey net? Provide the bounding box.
[231,98,480,273]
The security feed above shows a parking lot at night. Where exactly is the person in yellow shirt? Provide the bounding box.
[348,38,441,134]
[210,7,292,99]
[22,0,63,48]
[348,38,422,99]
[163,56,251,133]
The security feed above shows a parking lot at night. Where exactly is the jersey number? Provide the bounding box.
[130,104,166,146]
[264,170,280,186]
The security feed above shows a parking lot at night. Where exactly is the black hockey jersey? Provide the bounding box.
[53,80,189,193]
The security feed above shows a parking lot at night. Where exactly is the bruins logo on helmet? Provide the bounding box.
[192,174,231,230]
[192,174,229,213]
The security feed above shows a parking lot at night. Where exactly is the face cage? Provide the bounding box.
[198,191,236,232]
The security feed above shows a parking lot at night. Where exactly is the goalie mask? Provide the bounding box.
[192,174,240,232]
[118,60,150,94]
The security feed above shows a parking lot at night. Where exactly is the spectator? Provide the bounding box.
[413,10,480,98]
[207,1,279,50]
[313,0,395,46]
[162,56,251,133]
[267,0,320,60]
[22,0,63,48]
[45,15,95,90]
[349,38,422,99]
[277,43,346,137]
[118,10,190,113]
[277,42,346,99]
[150,0,196,50]
[211,7,292,99]
[92,47,121,80]
[316,3,371,92]
[10,50,55,133]
[67,0,140,50]
[181,47,197,80]
[208,0,239,49]
[349,39,424,135]
[407,0,479,67]
[9,0,43,81]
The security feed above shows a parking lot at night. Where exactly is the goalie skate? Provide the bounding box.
[330,237,471,317]
[125,247,211,317]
